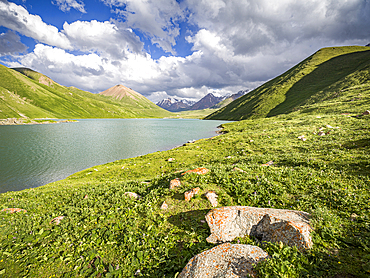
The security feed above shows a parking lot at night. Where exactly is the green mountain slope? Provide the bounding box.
[206,46,370,120]
[0,66,172,119]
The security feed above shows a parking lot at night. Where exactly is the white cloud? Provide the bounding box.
[101,0,184,54]
[0,0,72,49]
[52,0,86,13]
[0,30,27,55]
[63,20,144,58]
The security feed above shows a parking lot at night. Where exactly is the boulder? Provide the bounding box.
[205,191,218,207]
[178,243,268,278]
[181,167,209,175]
[184,187,200,201]
[205,206,312,251]
[169,178,181,190]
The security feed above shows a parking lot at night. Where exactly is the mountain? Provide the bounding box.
[190,93,225,110]
[156,98,196,112]
[0,66,172,119]
[210,89,248,109]
[98,85,171,117]
[206,46,370,120]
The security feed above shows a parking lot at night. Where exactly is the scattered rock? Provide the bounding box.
[205,191,218,207]
[1,208,27,214]
[168,158,175,162]
[160,201,168,210]
[205,206,312,251]
[233,167,246,173]
[50,216,65,225]
[261,161,274,166]
[184,187,200,201]
[124,192,140,199]
[298,135,307,141]
[181,167,209,175]
[249,139,254,142]
[178,243,269,278]
[317,131,325,136]
[363,110,370,115]
[326,125,333,128]
[169,178,181,190]
[225,156,232,159]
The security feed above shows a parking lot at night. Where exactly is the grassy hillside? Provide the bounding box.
[0,66,172,119]
[0,92,369,277]
[206,46,370,120]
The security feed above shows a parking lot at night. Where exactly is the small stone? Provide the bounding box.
[249,139,254,142]
[205,191,218,207]
[124,192,140,199]
[181,167,209,175]
[84,195,88,199]
[298,135,306,141]
[261,161,274,166]
[169,178,181,190]
[160,201,168,210]
[178,243,269,278]
[184,187,200,201]
[1,208,27,214]
[326,125,333,128]
[50,216,65,225]
[233,167,246,173]
[168,158,175,161]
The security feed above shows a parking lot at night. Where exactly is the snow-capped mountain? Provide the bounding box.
[156,98,196,112]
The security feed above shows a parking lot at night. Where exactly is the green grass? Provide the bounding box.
[0,66,172,119]
[0,46,369,277]
[206,46,370,120]
[0,108,369,277]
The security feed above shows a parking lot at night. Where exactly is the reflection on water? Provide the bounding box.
[0,119,227,193]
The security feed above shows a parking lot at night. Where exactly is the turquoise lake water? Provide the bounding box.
[0,119,227,193]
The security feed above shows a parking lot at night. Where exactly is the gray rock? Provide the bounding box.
[206,206,312,251]
[178,243,268,278]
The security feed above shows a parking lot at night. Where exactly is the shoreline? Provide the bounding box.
[0,118,78,125]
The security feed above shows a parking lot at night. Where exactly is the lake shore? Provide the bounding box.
[0,118,78,125]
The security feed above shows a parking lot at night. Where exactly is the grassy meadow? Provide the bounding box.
[0,46,369,277]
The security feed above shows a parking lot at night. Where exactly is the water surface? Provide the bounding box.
[0,119,227,193]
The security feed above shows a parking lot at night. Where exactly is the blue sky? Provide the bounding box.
[0,0,369,102]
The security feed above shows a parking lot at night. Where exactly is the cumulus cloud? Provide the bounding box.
[0,30,27,55]
[0,0,72,49]
[101,0,184,54]
[1,0,370,102]
[63,20,144,59]
[52,0,86,13]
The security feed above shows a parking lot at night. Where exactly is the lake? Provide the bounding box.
[0,119,228,193]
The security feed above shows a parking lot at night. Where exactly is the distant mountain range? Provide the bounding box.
[0,66,171,119]
[156,98,196,112]
[156,90,248,112]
